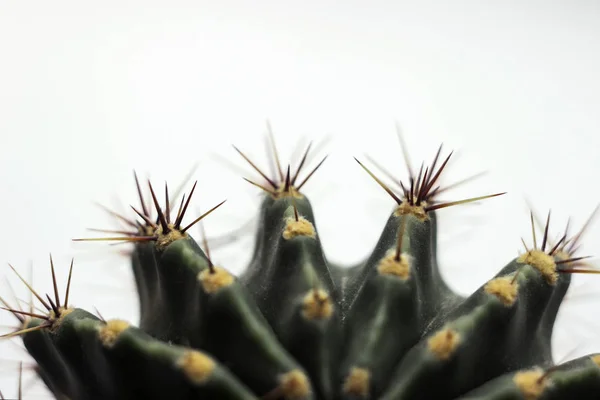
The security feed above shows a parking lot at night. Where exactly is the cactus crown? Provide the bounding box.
[2,129,600,400]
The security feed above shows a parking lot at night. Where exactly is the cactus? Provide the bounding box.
[2,131,600,400]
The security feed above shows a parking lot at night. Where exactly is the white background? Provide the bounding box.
[1,1,599,398]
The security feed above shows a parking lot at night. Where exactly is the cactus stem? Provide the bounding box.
[13,131,600,399]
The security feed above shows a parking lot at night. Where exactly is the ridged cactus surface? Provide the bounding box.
[2,133,600,400]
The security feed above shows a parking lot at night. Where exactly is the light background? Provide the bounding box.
[1,1,600,398]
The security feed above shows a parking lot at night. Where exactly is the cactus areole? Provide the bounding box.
[3,132,600,400]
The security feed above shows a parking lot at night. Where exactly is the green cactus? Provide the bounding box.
[2,132,600,400]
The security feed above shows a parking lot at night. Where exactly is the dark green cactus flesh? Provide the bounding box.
[2,136,600,400]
